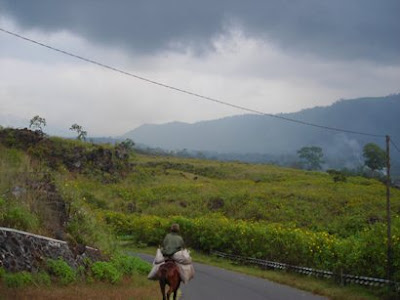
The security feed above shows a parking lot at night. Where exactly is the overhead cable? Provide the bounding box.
[391,139,400,153]
[0,27,386,138]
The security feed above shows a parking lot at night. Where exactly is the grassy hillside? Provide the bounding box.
[0,128,157,295]
[1,128,399,289]
[67,153,398,237]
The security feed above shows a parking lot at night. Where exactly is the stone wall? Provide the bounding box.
[0,227,102,272]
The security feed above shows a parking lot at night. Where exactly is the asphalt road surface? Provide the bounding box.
[136,253,327,300]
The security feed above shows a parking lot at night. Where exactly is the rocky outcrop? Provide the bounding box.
[0,128,43,149]
[0,128,131,178]
[0,227,102,272]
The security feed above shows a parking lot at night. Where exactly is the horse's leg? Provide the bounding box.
[159,280,166,300]
[173,279,181,300]
[171,273,181,300]
[166,285,173,300]
[172,286,177,300]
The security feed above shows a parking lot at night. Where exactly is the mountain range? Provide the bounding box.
[123,94,400,168]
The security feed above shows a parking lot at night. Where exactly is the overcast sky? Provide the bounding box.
[0,0,399,136]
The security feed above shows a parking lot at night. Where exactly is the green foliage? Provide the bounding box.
[111,255,151,275]
[33,271,51,286]
[327,169,347,183]
[90,254,150,284]
[46,258,76,285]
[3,271,33,288]
[297,146,324,170]
[1,256,150,288]
[63,196,116,253]
[106,213,400,281]
[0,146,42,233]
[1,269,50,288]
[118,138,135,152]
[0,146,32,183]
[1,148,24,167]
[142,161,227,179]
[363,143,386,171]
[0,196,4,222]
[83,192,109,209]
[1,204,39,231]
[91,261,121,284]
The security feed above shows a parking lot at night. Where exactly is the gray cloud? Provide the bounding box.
[1,0,399,63]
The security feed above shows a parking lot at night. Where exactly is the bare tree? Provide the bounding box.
[29,115,46,133]
[69,123,87,141]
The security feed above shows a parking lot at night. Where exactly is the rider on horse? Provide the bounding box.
[159,223,185,300]
[162,223,185,259]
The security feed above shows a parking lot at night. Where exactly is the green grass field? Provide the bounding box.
[64,153,399,238]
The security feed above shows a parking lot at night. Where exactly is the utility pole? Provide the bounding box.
[386,135,392,283]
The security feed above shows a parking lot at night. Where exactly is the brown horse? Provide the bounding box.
[158,259,181,300]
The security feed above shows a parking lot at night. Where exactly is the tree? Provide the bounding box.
[69,123,87,141]
[29,115,46,133]
[297,146,324,170]
[363,143,386,171]
[327,169,347,183]
[119,138,135,152]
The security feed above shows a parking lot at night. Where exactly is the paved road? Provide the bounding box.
[135,253,326,300]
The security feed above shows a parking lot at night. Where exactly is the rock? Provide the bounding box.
[0,227,103,272]
[11,186,26,198]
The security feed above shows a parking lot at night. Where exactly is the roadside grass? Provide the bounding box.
[0,275,159,300]
[121,243,386,300]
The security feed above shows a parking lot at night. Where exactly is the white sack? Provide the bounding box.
[147,248,165,280]
[148,248,194,283]
[154,248,165,264]
[177,263,195,284]
[172,249,192,265]
[147,262,164,280]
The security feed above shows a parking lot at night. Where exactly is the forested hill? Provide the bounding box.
[124,94,400,165]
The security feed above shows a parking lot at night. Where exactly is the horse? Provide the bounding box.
[158,259,181,300]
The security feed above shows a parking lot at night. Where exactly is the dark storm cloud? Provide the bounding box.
[1,0,399,62]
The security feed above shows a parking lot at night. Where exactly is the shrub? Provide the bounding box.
[2,205,39,231]
[129,257,152,275]
[3,271,33,288]
[33,271,51,286]
[47,258,76,285]
[111,255,151,276]
[0,197,4,223]
[60,190,117,254]
[91,261,121,284]
[327,169,347,183]
[105,212,400,281]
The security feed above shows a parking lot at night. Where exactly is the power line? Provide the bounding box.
[0,27,386,138]
[391,139,400,154]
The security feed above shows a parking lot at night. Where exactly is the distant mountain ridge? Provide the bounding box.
[124,95,400,162]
